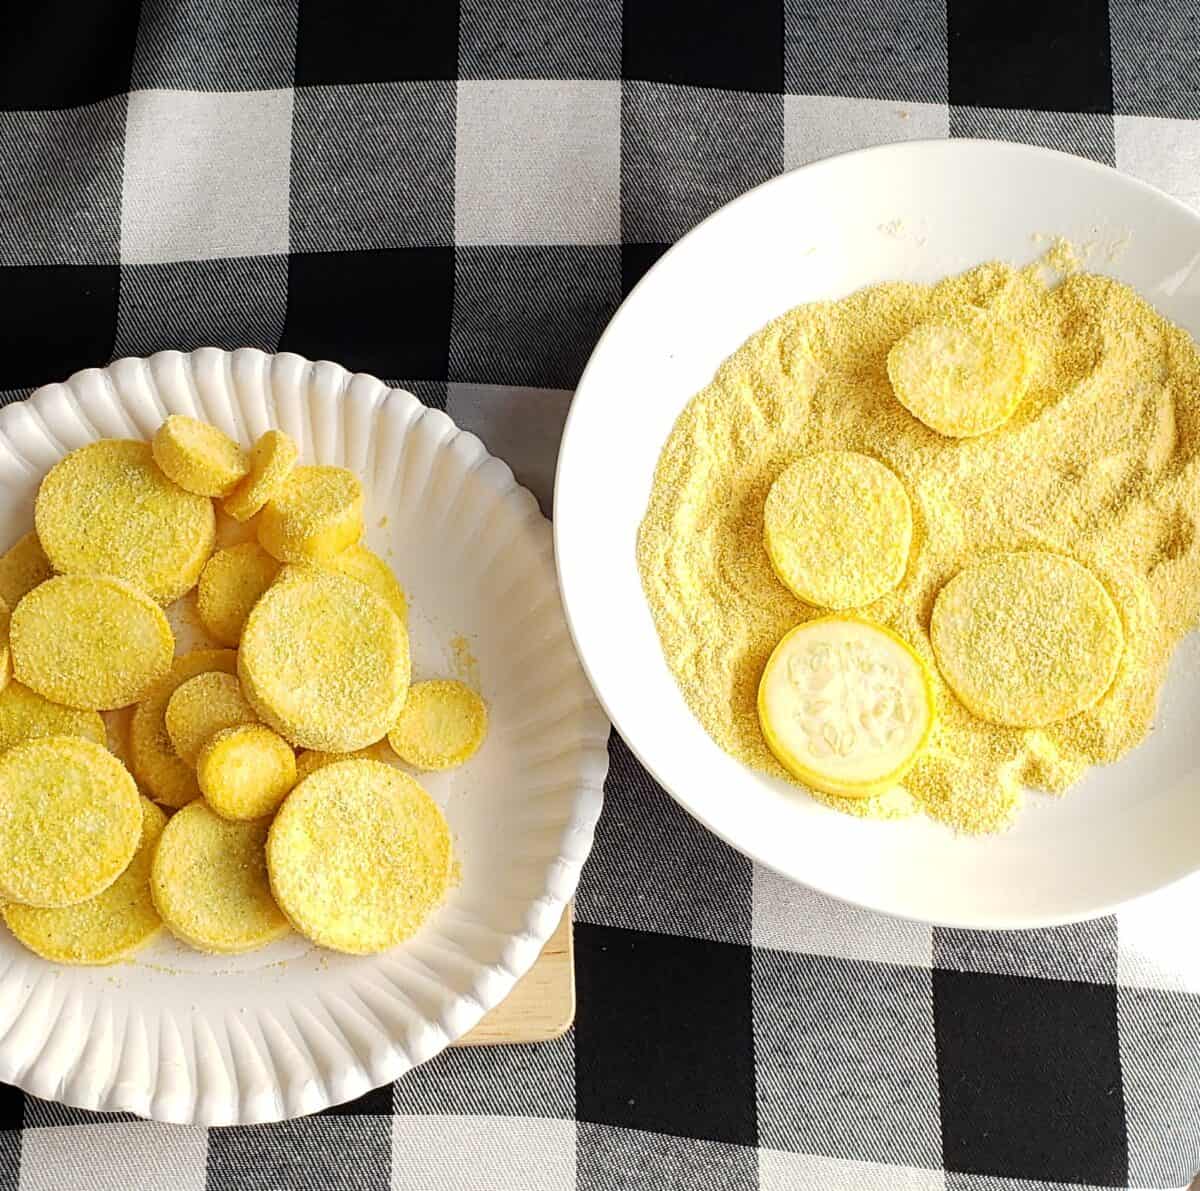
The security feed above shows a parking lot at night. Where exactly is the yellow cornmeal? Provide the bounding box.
[637,261,1200,833]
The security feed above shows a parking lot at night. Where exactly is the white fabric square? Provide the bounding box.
[784,95,948,171]
[760,1149,945,1191]
[753,862,932,967]
[446,383,571,515]
[121,88,293,264]
[455,80,620,246]
[1115,114,1200,210]
[392,1115,574,1191]
[18,1122,207,1191]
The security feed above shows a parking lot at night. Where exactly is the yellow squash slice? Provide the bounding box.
[930,551,1124,727]
[0,531,52,608]
[152,415,248,497]
[758,616,935,798]
[11,574,174,710]
[887,305,1031,438]
[258,465,364,564]
[0,681,106,753]
[164,670,257,765]
[267,759,452,954]
[0,736,142,907]
[150,801,289,953]
[222,429,299,522]
[387,680,487,771]
[239,566,410,751]
[325,543,407,625]
[198,723,296,821]
[4,798,167,964]
[764,451,912,610]
[35,439,215,603]
[196,541,281,646]
[129,648,238,808]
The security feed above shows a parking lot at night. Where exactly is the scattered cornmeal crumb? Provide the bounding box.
[223,429,298,523]
[257,465,363,563]
[763,451,912,609]
[324,543,408,624]
[3,798,166,964]
[267,759,452,954]
[11,574,174,710]
[164,670,258,765]
[35,439,215,603]
[931,551,1124,727]
[151,801,289,953]
[0,736,142,907]
[240,566,410,751]
[450,635,480,689]
[387,680,487,771]
[637,260,1200,833]
[197,542,281,646]
[152,414,248,498]
[0,681,106,753]
[0,531,52,608]
[129,649,238,808]
[198,723,296,821]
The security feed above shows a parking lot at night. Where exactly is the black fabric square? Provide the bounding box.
[319,1081,393,1117]
[1110,0,1200,118]
[281,248,454,383]
[621,243,670,297]
[577,735,753,945]
[114,256,289,359]
[575,923,756,1146]
[785,0,948,103]
[934,969,1127,1184]
[622,0,782,93]
[131,0,298,91]
[459,0,621,80]
[577,1124,758,1191]
[290,82,455,252]
[295,0,460,85]
[0,99,125,267]
[450,245,620,389]
[621,83,783,244]
[0,1084,21,1131]
[0,0,139,110]
[946,0,1113,115]
[0,265,118,390]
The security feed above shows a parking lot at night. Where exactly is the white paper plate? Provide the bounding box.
[0,348,608,1123]
[555,139,1200,930]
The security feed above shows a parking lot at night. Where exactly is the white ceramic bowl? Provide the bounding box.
[555,139,1200,930]
[0,348,608,1122]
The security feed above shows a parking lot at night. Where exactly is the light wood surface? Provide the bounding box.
[456,905,574,1046]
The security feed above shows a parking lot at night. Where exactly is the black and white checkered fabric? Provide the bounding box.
[1,2,1199,1188]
